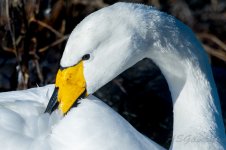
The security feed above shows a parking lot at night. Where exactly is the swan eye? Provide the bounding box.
[82,54,90,60]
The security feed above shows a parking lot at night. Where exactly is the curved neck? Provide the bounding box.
[147,47,225,148]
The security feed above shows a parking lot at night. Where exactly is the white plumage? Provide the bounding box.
[0,2,225,150]
[0,85,164,150]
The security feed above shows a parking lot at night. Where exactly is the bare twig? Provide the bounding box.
[169,0,195,27]
[17,65,29,90]
[203,44,226,62]
[39,35,69,52]
[72,0,108,8]
[6,1,17,56]
[2,46,16,55]
[17,0,31,90]
[59,20,66,35]
[113,79,128,94]
[30,19,64,37]
[30,37,44,84]
[16,35,24,45]
[198,33,226,52]
[34,59,44,84]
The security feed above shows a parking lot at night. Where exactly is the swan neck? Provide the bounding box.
[147,51,225,148]
[171,67,225,148]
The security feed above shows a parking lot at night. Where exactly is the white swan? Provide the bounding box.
[0,2,225,150]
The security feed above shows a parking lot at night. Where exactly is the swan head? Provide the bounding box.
[45,3,191,114]
[45,3,148,114]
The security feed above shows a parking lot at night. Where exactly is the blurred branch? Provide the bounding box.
[198,33,226,52]
[16,35,24,45]
[113,79,128,95]
[39,35,69,52]
[197,33,226,61]
[29,38,44,84]
[30,19,64,37]
[169,0,194,27]
[17,0,31,90]
[17,65,29,90]
[203,45,226,62]
[34,59,44,84]
[211,0,218,10]
[7,1,17,56]
[2,46,16,55]
[72,0,108,8]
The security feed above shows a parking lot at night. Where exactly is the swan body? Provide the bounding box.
[0,2,225,150]
[0,85,164,150]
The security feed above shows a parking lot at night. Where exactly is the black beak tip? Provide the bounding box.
[45,88,59,114]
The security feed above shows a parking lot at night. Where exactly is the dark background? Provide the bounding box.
[0,0,226,148]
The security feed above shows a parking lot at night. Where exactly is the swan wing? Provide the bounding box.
[0,84,54,104]
[0,86,165,150]
[50,95,166,150]
[0,85,60,150]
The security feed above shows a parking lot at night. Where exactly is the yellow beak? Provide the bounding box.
[45,61,87,114]
[57,61,87,114]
